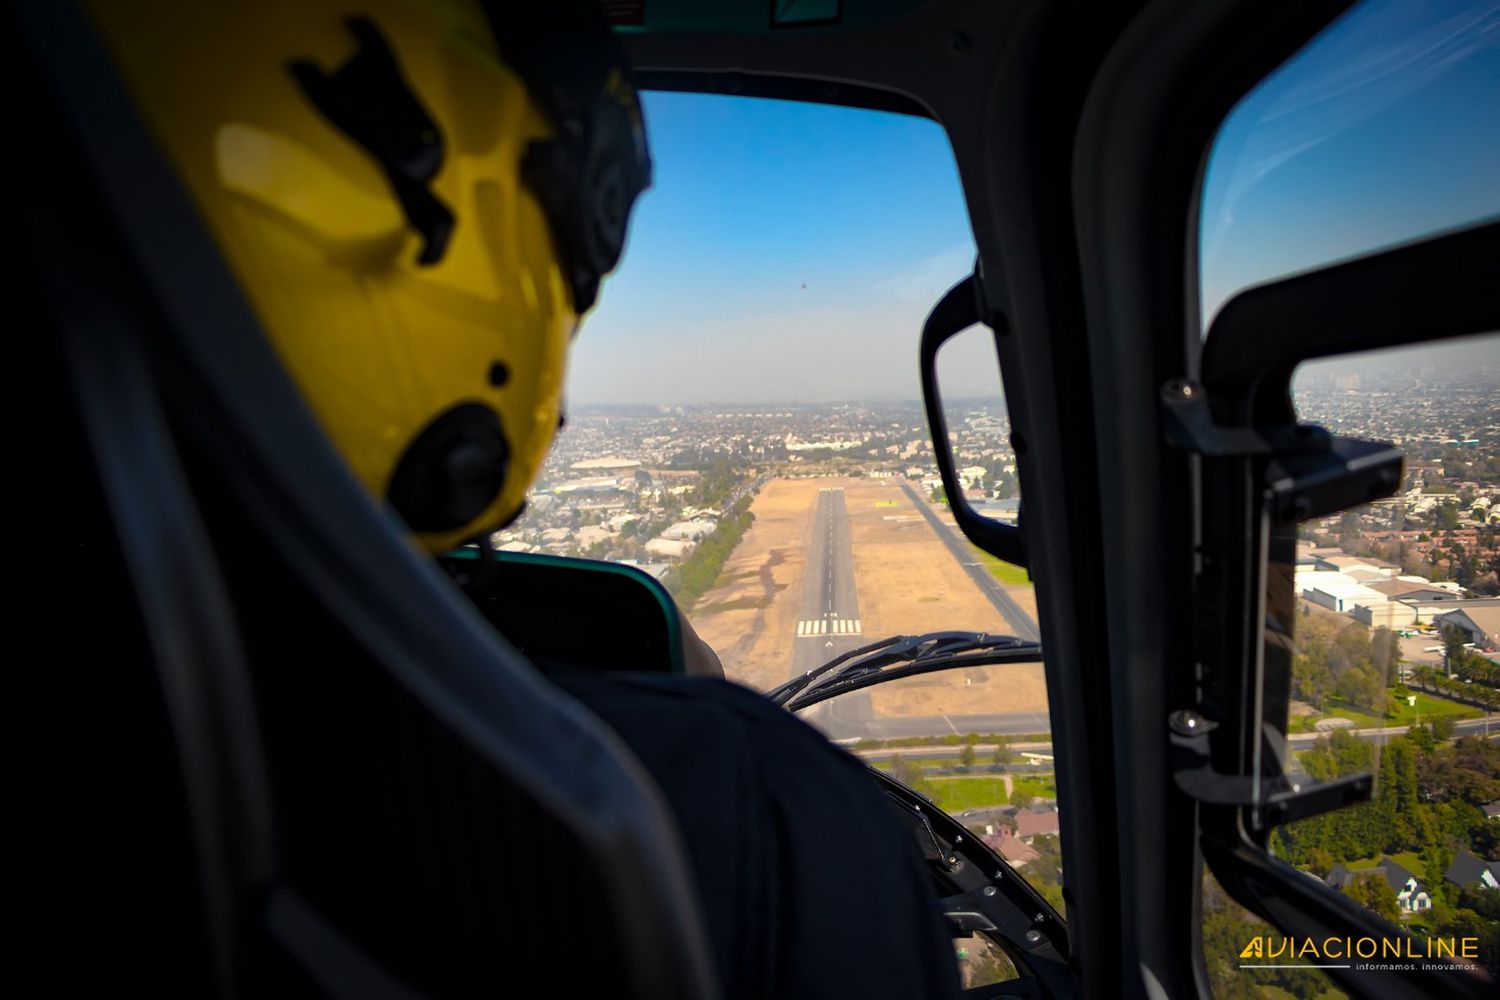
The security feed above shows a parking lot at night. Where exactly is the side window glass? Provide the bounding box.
[1197,0,1500,992]
[1199,0,1499,333]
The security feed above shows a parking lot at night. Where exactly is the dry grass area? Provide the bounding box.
[842,480,1048,716]
[864,666,1050,717]
[691,476,1048,718]
[844,480,1008,635]
[688,477,817,692]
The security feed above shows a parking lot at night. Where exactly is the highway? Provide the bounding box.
[897,481,1040,642]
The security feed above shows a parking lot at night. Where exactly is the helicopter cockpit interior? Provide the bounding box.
[19,1,1499,997]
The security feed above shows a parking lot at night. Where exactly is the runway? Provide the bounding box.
[791,487,864,676]
[789,487,877,738]
[783,482,1050,740]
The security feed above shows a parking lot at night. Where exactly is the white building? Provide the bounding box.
[661,519,717,542]
[573,525,612,548]
[645,537,694,559]
[1296,569,1386,613]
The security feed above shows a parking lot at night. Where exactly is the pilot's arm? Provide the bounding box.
[676,604,725,679]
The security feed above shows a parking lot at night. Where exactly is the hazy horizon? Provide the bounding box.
[563,332,1500,408]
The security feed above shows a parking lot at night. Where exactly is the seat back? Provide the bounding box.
[442,551,686,675]
[16,3,720,995]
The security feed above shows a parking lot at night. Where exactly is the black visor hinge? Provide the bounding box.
[1161,379,1405,525]
[478,2,653,314]
[1168,710,1372,831]
[291,17,455,265]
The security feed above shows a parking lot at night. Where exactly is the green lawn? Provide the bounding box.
[927,777,1012,813]
[870,757,1039,772]
[1293,691,1481,733]
[1012,775,1057,799]
[1293,700,1386,733]
[1345,851,1423,873]
[880,770,1058,813]
[1386,692,1481,725]
[976,550,1031,587]
[870,757,967,770]
[856,733,1052,749]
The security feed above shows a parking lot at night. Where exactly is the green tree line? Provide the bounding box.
[1269,729,1499,974]
[1204,728,1500,997]
[1290,614,1402,715]
[664,495,755,610]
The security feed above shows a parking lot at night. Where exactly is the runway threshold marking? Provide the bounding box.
[797,618,861,637]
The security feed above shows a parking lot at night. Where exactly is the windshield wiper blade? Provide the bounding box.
[786,632,1043,712]
[767,630,1043,711]
[765,634,907,706]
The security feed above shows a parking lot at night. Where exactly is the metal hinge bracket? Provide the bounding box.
[1168,710,1372,829]
[1161,379,1405,524]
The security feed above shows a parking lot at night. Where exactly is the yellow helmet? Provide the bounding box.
[86,0,650,550]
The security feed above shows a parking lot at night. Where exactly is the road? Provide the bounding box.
[849,709,1054,739]
[1286,713,1497,747]
[897,481,1040,642]
[855,743,1055,763]
[723,472,772,512]
[845,714,1498,761]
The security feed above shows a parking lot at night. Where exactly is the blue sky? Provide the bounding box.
[569,94,982,404]
[1199,0,1500,328]
[570,0,1499,405]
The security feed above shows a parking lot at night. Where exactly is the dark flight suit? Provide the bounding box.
[552,669,963,1000]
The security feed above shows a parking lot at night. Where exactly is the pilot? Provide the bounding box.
[89,1,962,995]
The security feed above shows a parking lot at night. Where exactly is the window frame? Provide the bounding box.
[1193,222,1500,999]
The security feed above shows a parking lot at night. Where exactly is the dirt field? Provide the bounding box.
[690,476,1048,717]
[841,480,1047,716]
[687,478,813,692]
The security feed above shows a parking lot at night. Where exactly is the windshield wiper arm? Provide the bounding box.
[767,630,1043,712]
